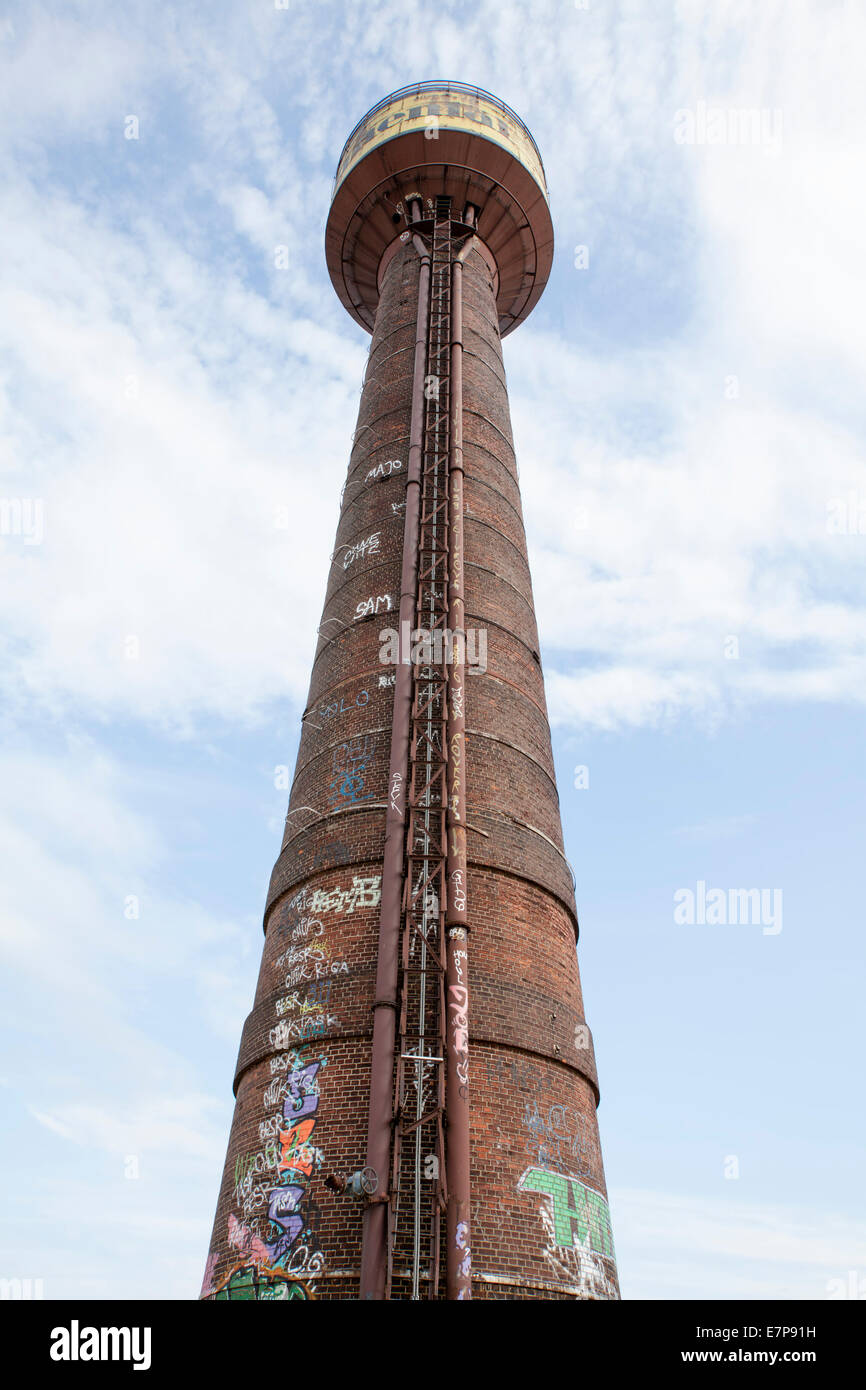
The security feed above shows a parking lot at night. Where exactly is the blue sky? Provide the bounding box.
[1,0,864,1301]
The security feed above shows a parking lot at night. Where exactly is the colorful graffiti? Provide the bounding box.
[448,932,469,1099]
[455,1221,471,1300]
[518,1166,618,1300]
[212,1264,312,1300]
[200,1251,218,1299]
[206,1050,327,1300]
[204,871,383,1301]
[259,1055,325,1269]
[227,1212,272,1266]
[518,1168,613,1257]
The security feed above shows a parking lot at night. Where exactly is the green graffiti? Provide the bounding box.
[234,1143,279,1190]
[518,1168,614,1259]
[213,1264,310,1301]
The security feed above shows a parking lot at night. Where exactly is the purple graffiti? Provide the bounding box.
[263,1054,325,1268]
[285,1061,321,1122]
[265,1184,306,1265]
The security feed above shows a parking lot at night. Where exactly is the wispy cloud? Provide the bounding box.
[612,1188,866,1300]
[1,0,863,1301]
[671,814,758,843]
[1,0,863,732]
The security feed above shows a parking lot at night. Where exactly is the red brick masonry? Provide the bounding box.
[201,241,619,1302]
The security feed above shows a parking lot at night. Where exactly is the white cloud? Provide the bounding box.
[0,741,256,1078]
[0,172,364,726]
[612,1187,866,1300]
[1,0,864,1303]
[29,1094,223,1164]
[0,737,247,1298]
[2,1,861,734]
[671,813,758,843]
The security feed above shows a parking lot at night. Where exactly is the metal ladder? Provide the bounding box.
[387,198,454,1300]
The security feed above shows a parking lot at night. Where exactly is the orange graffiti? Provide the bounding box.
[278,1118,317,1176]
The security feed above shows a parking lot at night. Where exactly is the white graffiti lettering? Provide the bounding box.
[365,458,403,483]
[354,593,393,621]
[342,532,381,570]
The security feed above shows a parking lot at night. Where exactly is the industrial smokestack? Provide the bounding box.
[201,81,619,1303]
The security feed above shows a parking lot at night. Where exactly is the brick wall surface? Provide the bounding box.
[201,237,619,1302]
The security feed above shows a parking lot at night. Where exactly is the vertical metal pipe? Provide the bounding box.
[445,243,472,1300]
[359,229,431,1301]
